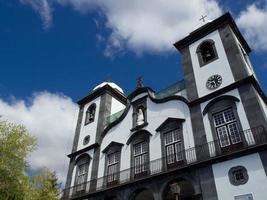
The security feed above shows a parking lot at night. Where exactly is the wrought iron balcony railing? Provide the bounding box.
[62,126,267,200]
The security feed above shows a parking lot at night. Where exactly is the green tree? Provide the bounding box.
[0,121,61,200]
[0,121,37,200]
[26,167,60,200]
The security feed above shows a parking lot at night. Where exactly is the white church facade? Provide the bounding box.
[63,13,267,200]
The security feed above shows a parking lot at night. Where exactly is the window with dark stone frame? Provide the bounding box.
[228,166,249,186]
[196,39,218,67]
[107,152,120,183]
[74,155,90,192]
[85,103,96,125]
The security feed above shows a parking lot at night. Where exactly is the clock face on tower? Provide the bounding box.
[206,74,222,90]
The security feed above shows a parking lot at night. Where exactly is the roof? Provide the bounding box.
[155,80,185,99]
[174,12,251,53]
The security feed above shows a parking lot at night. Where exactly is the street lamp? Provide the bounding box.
[170,183,181,200]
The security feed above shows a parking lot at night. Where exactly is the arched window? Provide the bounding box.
[102,142,124,186]
[203,96,245,151]
[156,118,185,168]
[196,39,218,66]
[74,154,90,192]
[85,103,96,125]
[127,130,151,178]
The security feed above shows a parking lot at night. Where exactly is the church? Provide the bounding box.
[62,12,267,200]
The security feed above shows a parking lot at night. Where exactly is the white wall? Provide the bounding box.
[212,153,267,200]
[201,89,251,143]
[110,97,126,115]
[70,149,94,187]
[97,96,195,180]
[77,97,101,151]
[189,30,235,98]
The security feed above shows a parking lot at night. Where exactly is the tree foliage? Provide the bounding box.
[26,167,60,200]
[0,121,60,200]
[0,121,36,200]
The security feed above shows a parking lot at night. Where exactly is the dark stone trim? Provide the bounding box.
[75,153,92,165]
[128,87,155,100]
[149,94,189,105]
[100,76,266,145]
[90,93,113,191]
[77,84,127,106]
[190,75,253,106]
[259,150,267,176]
[71,144,267,200]
[189,104,208,152]
[180,46,199,101]
[198,165,218,200]
[101,100,131,140]
[155,118,185,132]
[203,95,240,115]
[130,122,148,132]
[238,83,267,130]
[219,24,250,82]
[126,130,152,145]
[71,106,85,153]
[228,166,249,186]
[102,141,124,153]
[174,12,251,54]
[64,157,75,194]
[68,143,99,158]
[101,94,189,140]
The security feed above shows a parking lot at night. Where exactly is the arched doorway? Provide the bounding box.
[163,179,197,200]
[132,189,154,200]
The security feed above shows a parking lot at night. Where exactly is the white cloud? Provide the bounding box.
[20,0,53,30]
[237,3,267,51]
[20,0,222,55]
[0,92,78,185]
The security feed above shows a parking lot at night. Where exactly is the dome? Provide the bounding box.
[93,82,124,93]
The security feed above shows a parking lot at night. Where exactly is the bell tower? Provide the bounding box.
[174,12,253,101]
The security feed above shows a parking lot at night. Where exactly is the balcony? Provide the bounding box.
[62,126,267,200]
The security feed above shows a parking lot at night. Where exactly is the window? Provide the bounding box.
[235,194,253,200]
[107,152,120,183]
[197,40,218,66]
[164,129,183,164]
[83,135,90,145]
[85,104,96,125]
[76,163,88,191]
[134,141,149,175]
[74,154,90,192]
[213,108,241,148]
[229,166,249,186]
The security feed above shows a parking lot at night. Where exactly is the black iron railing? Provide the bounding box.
[62,126,267,199]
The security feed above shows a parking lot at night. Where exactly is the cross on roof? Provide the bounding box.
[199,15,208,22]
[136,76,143,88]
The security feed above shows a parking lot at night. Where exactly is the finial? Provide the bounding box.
[199,15,208,22]
[106,74,112,82]
[136,76,143,88]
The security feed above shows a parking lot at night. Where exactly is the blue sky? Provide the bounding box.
[0,0,266,101]
[1,0,267,184]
